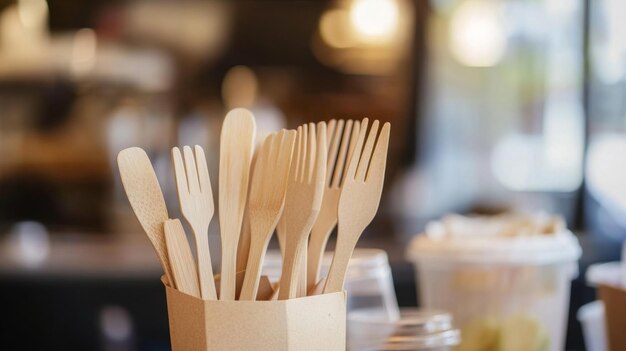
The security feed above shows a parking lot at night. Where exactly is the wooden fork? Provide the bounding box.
[278,123,327,300]
[239,130,296,300]
[324,119,390,293]
[306,119,360,291]
[172,145,217,300]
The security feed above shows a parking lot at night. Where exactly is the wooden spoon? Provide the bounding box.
[117,147,172,283]
[239,130,296,300]
[164,219,200,297]
[218,108,256,300]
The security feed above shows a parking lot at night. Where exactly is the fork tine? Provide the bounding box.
[327,119,337,150]
[344,118,369,182]
[194,146,212,198]
[331,120,354,188]
[342,120,361,185]
[366,122,390,183]
[172,147,189,194]
[314,122,327,194]
[326,119,345,185]
[292,126,303,181]
[305,122,317,182]
[183,146,201,193]
[299,124,308,182]
[355,120,379,182]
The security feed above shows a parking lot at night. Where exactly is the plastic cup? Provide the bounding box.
[407,217,581,351]
[262,248,400,320]
[576,301,606,351]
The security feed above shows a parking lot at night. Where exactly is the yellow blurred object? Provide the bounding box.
[222,66,259,110]
[350,0,399,42]
[498,314,549,351]
[313,0,414,75]
[456,316,499,351]
[449,0,506,67]
[319,9,354,49]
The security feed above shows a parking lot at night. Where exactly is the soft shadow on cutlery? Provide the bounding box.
[239,130,296,300]
[324,120,390,293]
[278,123,327,300]
[218,108,256,300]
[118,147,172,283]
[172,145,217,300]
[164,218,200,297]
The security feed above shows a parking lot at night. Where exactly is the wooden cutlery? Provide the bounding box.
[218,108,256,300]
[172,145,218,300]
[118,147,173,283]
[236,146,260,273]
[307,119,360,291]
[118,111,390,301]
[278,122,327,300]
[324,119,390,293]
[239,130,296,300]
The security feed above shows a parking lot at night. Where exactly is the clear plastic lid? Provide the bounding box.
[407,214,582,265]
[263,248,391,281]
[348,309,461,351]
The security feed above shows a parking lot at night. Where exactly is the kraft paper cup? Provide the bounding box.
[164,281,347,351]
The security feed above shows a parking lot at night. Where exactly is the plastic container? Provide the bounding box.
[407,215,581,351]
[263,248,400,320]
[348,308,460,351]
[576,301,606,351]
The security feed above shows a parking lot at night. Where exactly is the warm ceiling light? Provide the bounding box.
[350,0,399,41]
[319,9,353,49]
[449,0,506,67]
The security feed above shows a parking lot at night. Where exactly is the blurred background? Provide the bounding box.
[0,0,624,349]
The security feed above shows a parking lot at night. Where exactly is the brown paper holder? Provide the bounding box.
[164,281,346,351]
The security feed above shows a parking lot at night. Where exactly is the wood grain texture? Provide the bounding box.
[324,120,390,293]
[172,145,217,300]
[278,123,327,300]
[218,108,256,300]
[307,119,361,291]
[164,219,200,297]
[239,130,296,300]
[117,147,172,282]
